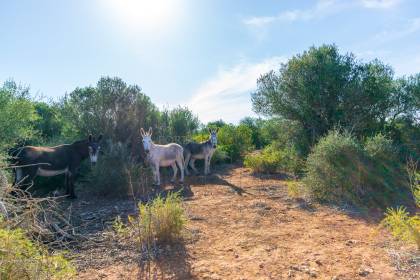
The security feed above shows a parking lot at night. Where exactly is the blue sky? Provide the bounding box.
[1,0,420,123]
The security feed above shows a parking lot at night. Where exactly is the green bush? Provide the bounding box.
[382,206,420,249]
[244,145,304,175]
[88,142,152,197]
[304,130,406,206]
[115,192,186,244]
[0,224,75,280]
[364,133,396,161]
[217,124,254,162]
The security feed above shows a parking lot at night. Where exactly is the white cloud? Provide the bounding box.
[243,0,342,27]
[243,0,402,27]
[360,0,402,9]
[187,57,286,124]
[373,17,420,43]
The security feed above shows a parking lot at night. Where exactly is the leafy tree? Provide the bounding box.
[390,74,420,123]
[33,101,63,141]
[239,117,266,149]
[0,81,38,150]
[60,77,160,144]
[207,120,227,129]
[167,106,199,141]
[252,44,395,145]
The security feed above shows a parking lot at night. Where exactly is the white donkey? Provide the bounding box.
[141,127,184,186]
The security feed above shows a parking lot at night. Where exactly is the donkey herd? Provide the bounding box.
[11,128,219,199]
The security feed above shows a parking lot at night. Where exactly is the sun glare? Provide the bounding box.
[103,0,184,34]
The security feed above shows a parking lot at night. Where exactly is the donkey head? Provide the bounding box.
[88,134,102,165]
[140,127,153,154]
[209,128,219,148]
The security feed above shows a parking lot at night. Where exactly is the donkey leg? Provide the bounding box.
[184,153,191,176]
[154,164,161,186]
[176,156,184,183]
[170,163,178,183]
[67,171,77,199]
[65,172,69,195]
[204,156,209,175]
[189,159,198,174]
[207,156,212,174]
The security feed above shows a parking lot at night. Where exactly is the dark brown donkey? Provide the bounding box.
[13,135,102,198]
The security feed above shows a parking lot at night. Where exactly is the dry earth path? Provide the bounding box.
[77,165,418,280]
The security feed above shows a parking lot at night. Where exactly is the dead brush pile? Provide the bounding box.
[0,169,76,279]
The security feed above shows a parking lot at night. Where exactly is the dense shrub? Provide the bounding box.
[244,145,304,175]
[304,131,407,206]
[217,124,254,162]
[0,224,75,280]
[87,142,153,197]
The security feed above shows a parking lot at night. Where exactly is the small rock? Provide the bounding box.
[235,254,239,258]
[259,263,264,269]
[315,259,322,266]
[331,276,339,280]
[345,239,357,246]
[290,265,301,271]
[358,266,374,277]
[309,270,318,278]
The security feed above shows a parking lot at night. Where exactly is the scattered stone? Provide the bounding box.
[315,259,322,266]
[345,239,357,246]
[358,266,374,277]
[259,263,264,269]
[309,270,318,278]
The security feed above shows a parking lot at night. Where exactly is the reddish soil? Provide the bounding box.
[75,165,418,280]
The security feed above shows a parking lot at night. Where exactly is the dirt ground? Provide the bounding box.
[72,165,418,280]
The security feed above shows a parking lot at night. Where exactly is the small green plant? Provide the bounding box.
[382,206,420,249]
[114,192,186,244]
[0,224,75,280]
[382,159,420,249]
[286,180,304,198]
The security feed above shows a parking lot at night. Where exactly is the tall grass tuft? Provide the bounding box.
[382,159,420,249]
[114,191,186,245]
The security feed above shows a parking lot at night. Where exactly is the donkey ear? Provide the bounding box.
[88,134,92,142]
[140,128,145,137]
[208,128,212,134]
[215,127,219,133]
[148,127,153,136]
[97,134,103,142]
